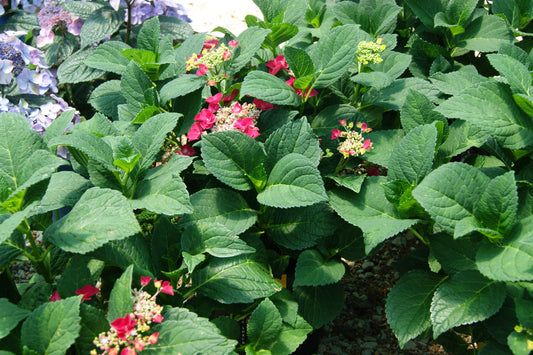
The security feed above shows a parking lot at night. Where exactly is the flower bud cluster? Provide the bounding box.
[0,31,57,94]
[356,38,386,65]
[330,120,373,158]
[92,277,173,355]
[37,0,83,47]
[187,90,268,142]
[186,38,238,86]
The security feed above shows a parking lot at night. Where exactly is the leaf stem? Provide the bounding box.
[408,227,429,245]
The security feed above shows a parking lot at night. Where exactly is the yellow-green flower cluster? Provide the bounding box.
[356,39,386,65]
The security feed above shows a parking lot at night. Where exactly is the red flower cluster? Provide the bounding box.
[265,55,318,100]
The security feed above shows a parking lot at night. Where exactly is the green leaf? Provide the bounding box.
[44,33,79,66]
[400,89,448,133]
[257,153,327,208]
[143,308,237,355]
[269,314,312,355]
[48,132,115,172]
[45,187,141,254]
[310,104,365,138]
[0,207,35,244]
[508,331,530,355]
[262,22,299,49]
[293,250,345,287]
[241,71,301,107]
[293,283,344,328]
[192,255,282,304]
[369,1,402,35]
[137,16,160,53]
[385,271,445,348]
[430,270,506,338]
[180,188,257,235]
[57,47,105,84]
[309,24,368,88]
[264,117,321,174]
[201,131,266,191]
[0,298,31,339]
[438,120,490,161]
[84,41,131,74]
[107,265,133,324]
[474,171,518,237]
[247,298,283,351]
[488,54,532,95]
[77,304,109,354]
[404,0,444,28]
[476,216,533,282]
[388,123,437,185]
[60,1,105,20]
[89,80,126,120]
[131,157,191,216]
[56,257,93,298]
[329,177,419,253]
[132,113,179,172]
[429,65,486,96]
[229,27,271,74]
[80,6,122,48]
[159,74,207,105]
[42,110,78,146]
[362,78,440,111]
[360,129,404,169]
[514,93,533,117]
[21,296,82,354]
[283,46,315,78]
[121,61,154,106]
[455,14,514,55]
[159,15,193,40]
[0,232,24,270]
[266,202,337,250]
[412,162,491,235]
[429,233,478,274]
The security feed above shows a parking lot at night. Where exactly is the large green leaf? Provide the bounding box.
[56,257,93,298]
[89,80,126,120]
[429,65,487,96]
[143,308,237,355]
[21,296,82,354]
[240,71,301,107]
[77,304,109,354]
[137,16,160,53]
[265,202,337,250]
[436,82,533,149]
[0,206,35,244]
[107,265,133,324]
[79,6,122,48]
[388,123,437,185]
[362,78,440,111]
[455,14,514,55]
[488,53,532,95]
[229,27,271,74]
[201,131,266,191]
[180,188,257,235]
[159,74,207,105]
[84,41,131,74]
[404,0,445,28]
[269,314,312,355]
[430,270,506,338]
[247,298,283,352]
[385,271,445,348]
[0,298,31,339]
[257,153,327,208]
[45,187,141,254]
[293,249,345,287]
[132,113,180,173]
[42,110,78,146]
[121,61,154,106]
[438,120,489,160]
[476,216,533,282]
[329,177,419,253]
[310,104,365,138]
[283,46,315,78]
[264,117,321,174]
[412,163,490,235]
[192,255,282,304]
[400,89,448,133]
[429,233,478,274]
[131,155,192,216]
[309,24,368,88]
[57,48,105,84]
[361,129,404,169]
[293,283,344,329]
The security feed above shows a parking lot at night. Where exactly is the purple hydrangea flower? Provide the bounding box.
[0,59,14,85]
[36,0,84,47]
[153,0,191,22]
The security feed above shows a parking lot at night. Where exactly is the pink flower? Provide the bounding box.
[338,119,347,127]
[160,281,174,295]
[266,55,288,75]
[120,347,136,355]
[176,144,196,156]
[187,122,204,141]
[108,348,119,355]
[357,122,372,132]
[202,38,219,51]
[223,49,231,61]
[49,290,61,302]
[363,139,373,151]
[134,340,144,352]
[111,314,137,341]
[253,98,274,110]
[286,78,318,99]
[153,314,163,323]
[222,89,239,105]
[232,102,242,113]
[196,64,209,76]
[228,40,239,48]
[195,108,217,129]
[234,118,260,138]
[331,129,341,140]
[140,276,152,287]
[75,285,99,301]
[206,92,223,112]
[148,332,159,344]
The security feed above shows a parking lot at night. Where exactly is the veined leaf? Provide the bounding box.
[159,74,207,105]
[400,89,448,133]
[429,233,478,274]
[192,255,282,304]
[488,53,532,95]
[179,188,257,235]
[438,120,489,161]
[283,46,315,78]
[121,61,154,106]
[269,314,312,355]
[33,171,91,213]
[48,133,115,172]
[79,6,122,48]
[362,78,440,111]
[293,249,345,287]
[362,129,405,169]
[229,27,271,74]
[45,187,141,254]
[201,130,266,191]
[455,14,514,55]
[430,270,506,338]
[89,80,126,120]
[329,177,419,253]
[57,47,105,84]
[240,71,301,107]
[137,16,160,53]
[385,270,445,348]
[0,298,31,339]
[84,41,131,74]
[247,299,283,351]
[476,216,533,282]
[257,153,327,208]
[107,265,133,324]
[21,296,82,355]
[293,283,344,329]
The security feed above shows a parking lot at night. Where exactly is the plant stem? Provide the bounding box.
[125,0,135,44]
[408,227,429,245]
[18,219,53,283]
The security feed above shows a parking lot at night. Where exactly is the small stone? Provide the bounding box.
[361,260,374,270]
